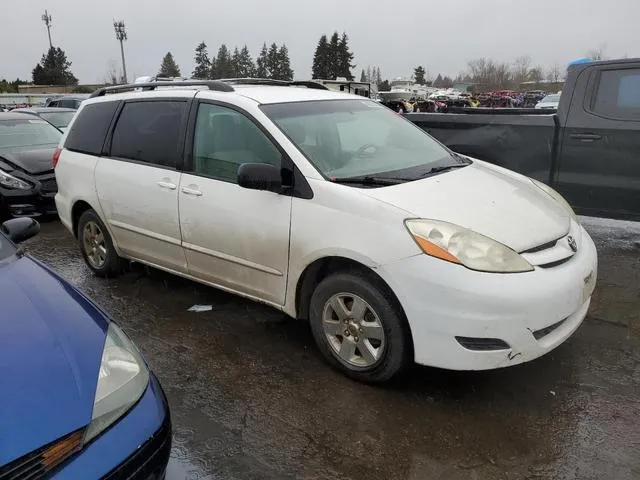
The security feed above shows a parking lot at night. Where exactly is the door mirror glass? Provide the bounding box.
[1,218,40,244]
[237,163,282,192]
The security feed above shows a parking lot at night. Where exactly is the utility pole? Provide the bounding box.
[113,21,128,84]
[41,10,53,50]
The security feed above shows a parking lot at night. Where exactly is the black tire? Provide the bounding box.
[77,209,124,277]
[309,272,411,383]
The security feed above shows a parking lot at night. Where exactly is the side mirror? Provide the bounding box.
[237,163,282,192]
[1,218,40,244]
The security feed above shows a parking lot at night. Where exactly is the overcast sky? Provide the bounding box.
[3,0,639,84]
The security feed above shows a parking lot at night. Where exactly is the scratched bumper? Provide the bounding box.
[377,224,598,370]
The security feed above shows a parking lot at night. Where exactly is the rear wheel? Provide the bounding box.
[309,272,411,383]
[77,209,124,277]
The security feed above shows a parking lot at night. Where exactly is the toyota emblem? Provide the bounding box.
[567,236,578,252]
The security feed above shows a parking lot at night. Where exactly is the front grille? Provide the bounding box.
[533,318,567,340]
[538,257,572,269]
[455,336,511,351]
[0,429,83,480]
[102,416,171,480]
[521,238,560,254]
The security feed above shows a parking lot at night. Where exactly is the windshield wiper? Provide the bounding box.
[420,163,469,177]
[330,176,407,186]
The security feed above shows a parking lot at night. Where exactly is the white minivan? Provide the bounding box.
[54,80,597,382]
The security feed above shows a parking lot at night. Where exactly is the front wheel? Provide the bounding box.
[77,209,124,277]
[309,272,411,383]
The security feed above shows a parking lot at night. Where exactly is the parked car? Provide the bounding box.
[11,107,77,132]
[0,217,171,478]
[0,112,61,218]
[407,58,640,221]
[55,80,597,382]
[535,93,561,110]
[45,95,89,109]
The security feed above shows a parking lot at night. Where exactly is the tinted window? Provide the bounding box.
[65,101,119,156]
[111,101,186,168]
[192,103,281,182]
[58,99,77,109]
[593,69,640,120]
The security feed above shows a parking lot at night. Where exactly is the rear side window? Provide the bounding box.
[592,69,640,120]
[110,101,186,168]
[65,101,119,155]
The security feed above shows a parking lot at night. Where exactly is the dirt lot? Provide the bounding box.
[25,218,640,480]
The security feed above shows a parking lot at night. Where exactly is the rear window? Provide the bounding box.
[65,101,119,155]
[109,101,187,168]
[592,69,640,120]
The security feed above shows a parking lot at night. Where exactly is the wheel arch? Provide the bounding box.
[71,200,94,238]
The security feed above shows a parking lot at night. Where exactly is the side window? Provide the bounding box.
[111,101,186,168]
[192,103,281,182]
[58,99,75,108]
[592,69,640,120]
[65,101,119,155]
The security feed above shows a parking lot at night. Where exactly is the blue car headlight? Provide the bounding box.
[84,323,150,443]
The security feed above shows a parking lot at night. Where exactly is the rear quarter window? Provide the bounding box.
[64,101,119,155]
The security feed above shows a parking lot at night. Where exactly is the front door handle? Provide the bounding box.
[181,186,203,196]
[157,180,177,190]
[569,133,602,141]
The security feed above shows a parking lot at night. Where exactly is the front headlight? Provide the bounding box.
[531,179,577,221]
[405,219,534,273]
[0,170,32,190]
[84,323,149,443]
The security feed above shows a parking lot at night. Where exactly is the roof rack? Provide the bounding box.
[90,80,235,98]
[219,78,329,90]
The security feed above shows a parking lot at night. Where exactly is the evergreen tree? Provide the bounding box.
[266,43,279,79]
[375,67,382,86]
[215,44,234,78]
[192,42,211,79]
[366,66,372,83]
[276,44,293,81]
[32,47,78,85]
[378,79,390,91]
[433,73,443,88]
[158,52,181,77]
[231,47,241,77]
[328,32,340,79]
[236,45,256,77]
[209,54,217,79]
[360,69,367,82]
[256,43,269,78]
[414,66,426,85]
[337,32,355,80]
[311,35,330,79]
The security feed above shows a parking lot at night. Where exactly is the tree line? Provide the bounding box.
[161,41,294,81]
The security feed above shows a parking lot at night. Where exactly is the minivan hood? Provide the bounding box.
[364,161,570,252]
[0,256,107,466]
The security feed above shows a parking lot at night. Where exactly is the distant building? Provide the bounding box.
[18,84,103,94]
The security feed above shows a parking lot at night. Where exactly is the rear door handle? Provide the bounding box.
[181,186,203,196]
[157,180,177,190]
[569,133,602,141]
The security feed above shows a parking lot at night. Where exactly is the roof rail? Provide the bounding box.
[89,80,234,98]
[219,78,329,90]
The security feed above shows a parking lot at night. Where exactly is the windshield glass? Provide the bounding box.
[39,111,75,128]
[0,234,16,261]
[261,100,455,180]
[0,118,62,153]
[542,94,560,103]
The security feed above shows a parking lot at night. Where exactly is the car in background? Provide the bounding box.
[0,112,61,218]
[0,217,171,478]
[45,95,89,109]
[535,93,561,109]
[11,107,76,132]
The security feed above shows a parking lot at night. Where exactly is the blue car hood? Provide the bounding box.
[0,255,108,466]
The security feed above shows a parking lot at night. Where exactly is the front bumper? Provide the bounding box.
[379,225,598,370]
[0,175,57,218]
[55,374,171,479]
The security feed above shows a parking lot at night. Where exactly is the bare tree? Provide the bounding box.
[528,65,544,83]
[104,59,119,85]
[546,63,562,83]
[512,55,532,86]
[587,44,607,61]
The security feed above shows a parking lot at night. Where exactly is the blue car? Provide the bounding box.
[0,218,171,479]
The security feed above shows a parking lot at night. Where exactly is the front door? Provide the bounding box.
[557,66,640,220]
[95,99,189,272]
[179,102,292,305]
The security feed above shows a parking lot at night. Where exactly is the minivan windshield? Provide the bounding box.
[261,99,467,182]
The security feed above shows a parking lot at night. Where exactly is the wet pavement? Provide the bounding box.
[26,218,640,480]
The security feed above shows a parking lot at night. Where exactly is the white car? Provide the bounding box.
[54,80,597,382]
[535,93,561,109]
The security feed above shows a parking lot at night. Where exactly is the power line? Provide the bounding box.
[41,10,53,50]
[113,21,128,84]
